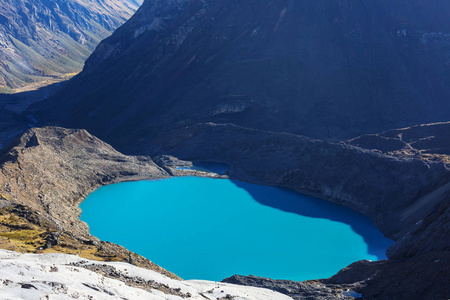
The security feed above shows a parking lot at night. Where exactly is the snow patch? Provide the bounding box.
[0,250,291,300]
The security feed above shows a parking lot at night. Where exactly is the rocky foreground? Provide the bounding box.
[0,126,449,299]
[0,249,290,299]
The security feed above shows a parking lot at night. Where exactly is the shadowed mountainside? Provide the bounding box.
[157,122,450,299]
[150,122,450,252]
[349,122,450,159]
[31,0,450,142]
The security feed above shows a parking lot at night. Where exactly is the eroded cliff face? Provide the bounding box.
[150,123,450,245]
[32,0,450,142]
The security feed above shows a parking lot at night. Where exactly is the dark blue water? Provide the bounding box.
[80,177,392,281]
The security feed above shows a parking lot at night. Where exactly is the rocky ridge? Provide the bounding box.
[0,126,168,238]
[0,126,177,278]
[349,122,450,162]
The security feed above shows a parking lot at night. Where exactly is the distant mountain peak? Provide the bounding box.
[0,0,143,92]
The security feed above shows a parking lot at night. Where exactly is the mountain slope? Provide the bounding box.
[0,0,142,92]
[32,0,450,144]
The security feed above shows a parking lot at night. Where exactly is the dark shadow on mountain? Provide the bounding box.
[0,107,28,150]
[231,179,393,259]
[0,80,70,114]
[0,79,71,149]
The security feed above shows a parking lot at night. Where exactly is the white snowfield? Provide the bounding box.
[0,250,292,300]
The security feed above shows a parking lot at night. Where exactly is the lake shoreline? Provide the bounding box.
[1,127,448,299]
[80,176,392,281]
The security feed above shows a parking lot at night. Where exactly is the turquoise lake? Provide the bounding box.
[80,177,392,281]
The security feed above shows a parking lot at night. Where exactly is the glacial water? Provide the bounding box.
[80,177,392,282]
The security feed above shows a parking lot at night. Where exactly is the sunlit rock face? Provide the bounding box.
[0,0,143,91]
[33,0,450,144]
